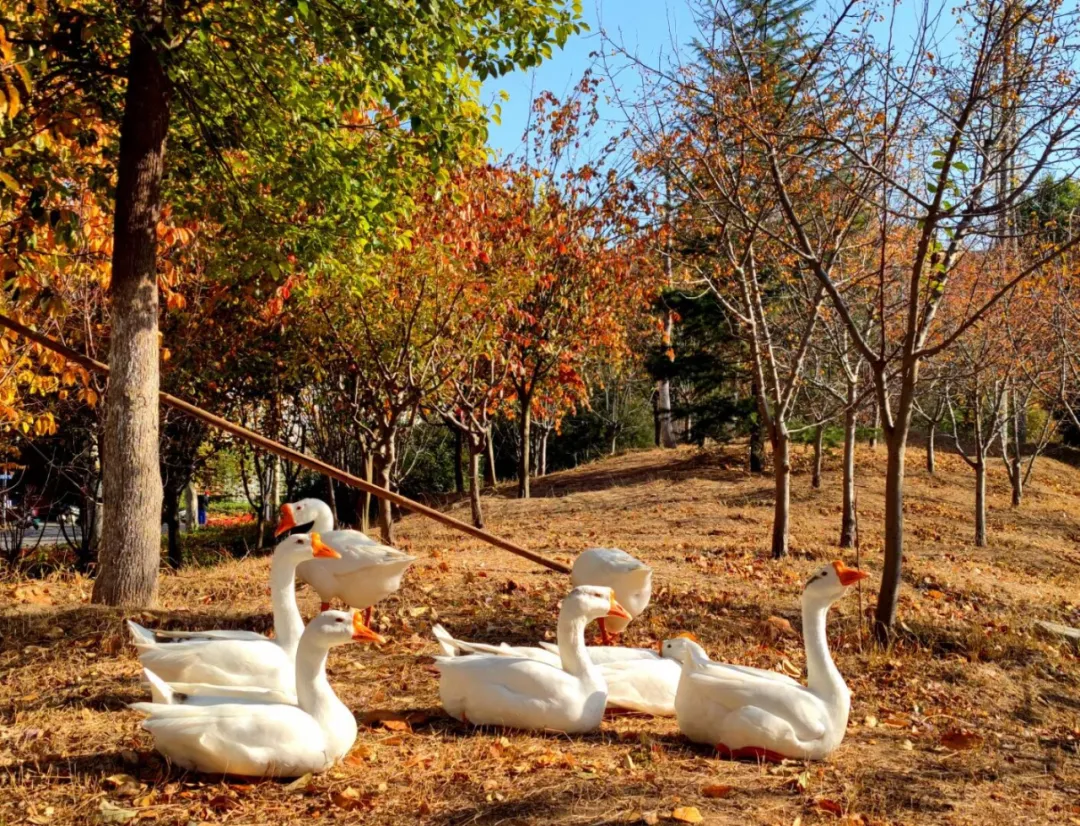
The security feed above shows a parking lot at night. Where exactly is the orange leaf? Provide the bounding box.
[816,798,844,816]
[941,729,983,751]
[702,784,734,798]
[672,806,704,823]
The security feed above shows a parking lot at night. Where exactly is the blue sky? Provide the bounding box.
[480,0,930,160]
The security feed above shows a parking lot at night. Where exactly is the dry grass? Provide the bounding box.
[1,442,1079,825]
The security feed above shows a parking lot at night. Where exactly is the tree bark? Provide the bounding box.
[517,401,531,499]
[540,427,549,476]
[486,432,497,489]
[876,428,908,643]
[749,422,765,473]
[926,422,936,475]
[183,482,197,533]
[92,20,170,607]
[375,441,395,544]
[974,459,988,547]
[652,389,661,447]
[468,443,484,528]
[869,400,879,449]
[840,403,857,548]
[362,453,373,534]
[657,377,677,448]
[770,430,790,559]
[811,425,824,489]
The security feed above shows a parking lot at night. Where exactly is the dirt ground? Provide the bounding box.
[1,441,1078,825]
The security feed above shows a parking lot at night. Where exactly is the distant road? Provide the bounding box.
[0,521,83,547]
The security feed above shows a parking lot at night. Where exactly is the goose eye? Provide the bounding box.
[335,618,344,623]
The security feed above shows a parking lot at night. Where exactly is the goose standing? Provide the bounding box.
[435,586,631,733]
[571,548,652,644]
[131,611,384,776]
[276,498,415,623]
[127,533,340,693]
[672,561,868,761]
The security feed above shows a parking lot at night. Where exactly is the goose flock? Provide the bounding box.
[127,497,868,777]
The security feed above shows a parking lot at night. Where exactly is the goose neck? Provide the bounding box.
[294,638,348,737]
[557,612,601,680]
[309,502,335,534]
[269,554,305,656]
[801,597,847,703]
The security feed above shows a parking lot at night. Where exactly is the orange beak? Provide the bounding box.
[832,560,869,586]
[607,593,632,621]
[274,503,296,537]
[310,532,341,559]
[352,612,386,644]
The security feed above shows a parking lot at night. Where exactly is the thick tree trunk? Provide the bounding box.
[974,459,988,547]
[657,378,677,448]
[770,431,790,559]
[926,422,936,475]
[468,444,484,528]
[453,427,465,494]
[518,402,531,499]
[164,488,181,569]
[840,404,857,548]
[811,425,824,489]
[92,22,170,607]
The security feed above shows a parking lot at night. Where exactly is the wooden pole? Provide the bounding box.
[0,315,570,575]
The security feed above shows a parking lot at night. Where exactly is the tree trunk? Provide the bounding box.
[183,482,197,533]
[540,428,549,476]
[770,430,790,559]
[875,429,908,643]
[974,458,988,547]
[326,475,338,525]
[926,422,936,475]
[840,404,857,548]
[749,421,765,473]
[657,378,677,448]
[869,400,879,449]
[453,427,465,494]
[518,401,531,499]
[164,488,181,569]
[92,22,170,607]
[652,389,661,447]
[375,441,395,544]
[811,425,824,489]
[362,452,373,534]
[486,432,497,489]
[468,442,484,528]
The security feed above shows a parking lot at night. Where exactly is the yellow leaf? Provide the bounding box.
[0,171,18,194]
[672,806,704,823]
[5,77,19,119]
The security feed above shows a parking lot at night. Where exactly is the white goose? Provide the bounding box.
[571,548,652,644]
[433,625,679,716]
[672,561,868,761]
[434,586,632,733]
[127,533,340,694]
[276,498,415,623]
[131,611,384,777]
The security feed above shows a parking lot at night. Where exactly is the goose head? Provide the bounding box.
[803,560,868,608]
[274,531,341,563]
[275,498,334,536]
[306,610,386,647]
[561,585,632,624]
[661,634,707,664]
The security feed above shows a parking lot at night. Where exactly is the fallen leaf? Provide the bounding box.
[766,616,796,636]
[284,772,312,793]
[672,806,704,823]
[863,715,878,728]
[330,787,363,811]
[941,730,983,751]
[381,719,410,732]
[702,783,734,798]
[642,811,660,826]
[94,800,137,824]
[816,798,844,816]
[927,590,945,600]
[207,795,239,812]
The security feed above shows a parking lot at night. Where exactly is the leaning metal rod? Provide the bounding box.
[0,314,571,575]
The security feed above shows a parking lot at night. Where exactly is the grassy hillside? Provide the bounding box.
[1,442,1078,825]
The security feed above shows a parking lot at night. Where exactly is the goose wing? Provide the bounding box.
[685,668,828,741]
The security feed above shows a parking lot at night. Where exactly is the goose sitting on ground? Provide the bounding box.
[131,611,384,777]
[571,548,652,644]
[672,561,868,761]
[433,624,679,716]
[127,533,340,694]
[276,497,415,623]
[434,586,632,733]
